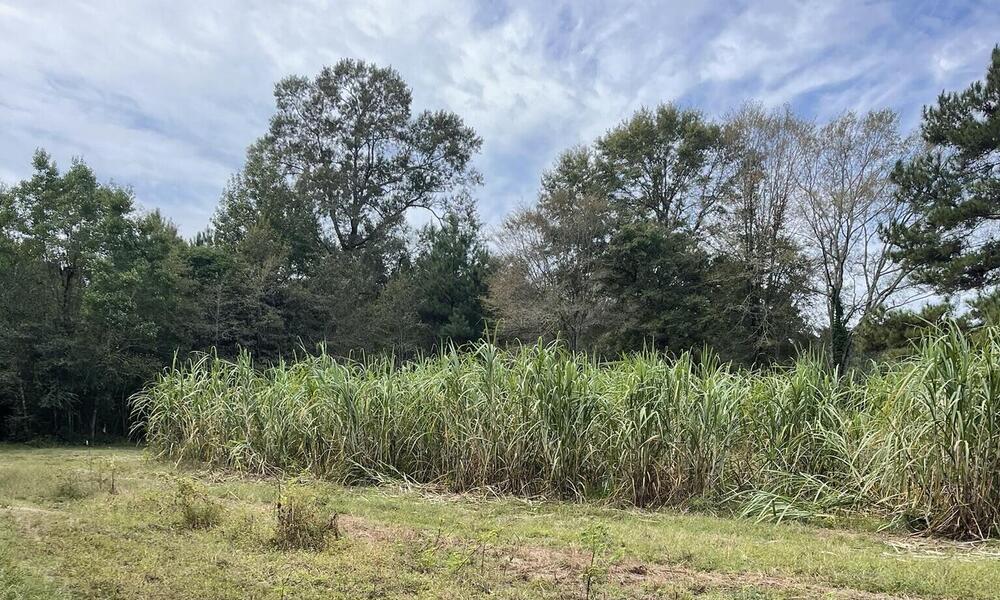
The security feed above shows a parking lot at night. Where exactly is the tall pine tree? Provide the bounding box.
[888,46,1000,291]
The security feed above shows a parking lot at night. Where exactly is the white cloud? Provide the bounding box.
[1,0,996,235]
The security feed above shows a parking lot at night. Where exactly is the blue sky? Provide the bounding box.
[1,0,997,236]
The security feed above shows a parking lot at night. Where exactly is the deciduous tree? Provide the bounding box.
[488,149,611,351]
[596,104,735,234]
[266,59,482,252]
[711,104,813,363]
[796,110,917,370]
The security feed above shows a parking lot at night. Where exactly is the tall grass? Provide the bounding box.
[132,325,1000,539]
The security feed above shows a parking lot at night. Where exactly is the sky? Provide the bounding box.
[1,0,997,237]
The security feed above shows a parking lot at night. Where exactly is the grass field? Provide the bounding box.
[2,447,999,599]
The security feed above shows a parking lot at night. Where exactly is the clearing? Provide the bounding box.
[1,446,998,599]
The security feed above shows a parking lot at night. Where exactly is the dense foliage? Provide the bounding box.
[3,48,1000,441]
[135,325,1000,539]
[0,60,490,439]
[889,47,1000,291]
[0,152,190,439]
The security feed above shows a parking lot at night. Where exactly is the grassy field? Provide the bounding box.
[2,447,999,599]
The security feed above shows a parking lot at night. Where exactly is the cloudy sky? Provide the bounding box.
[1,0,997,236]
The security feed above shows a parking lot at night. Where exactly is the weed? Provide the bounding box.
[224,511,270,550]
[274,482,334,550]
[53,471,91,501]
[84,456,120,495]
[174,477,222,529]
[580,522,623,599]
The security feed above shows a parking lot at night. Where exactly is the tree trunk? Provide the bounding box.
[830,295,852,374]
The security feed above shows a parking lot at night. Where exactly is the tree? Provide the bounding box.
[408,207,492,347]
[177,58,488,362]
[213,140,320,276]
[854,286,1000,363]
[184,229,292,362]
[266,58,482,252]
[82,211,192,436]
[796,110,917,371]
[0,151,131,436]
[208,140,322,360]
[711,105,813,363]
[286,234,413,356]
[0,178,38,437]
[853,302,954,362]
[598,222,715,355]
[888,46,1000,292]
[490,105,747,357]
[488,148,611,351]
[596,104,735,234]
[0,151,192,438]
[207,58,485,359]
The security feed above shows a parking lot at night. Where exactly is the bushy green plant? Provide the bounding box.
[863,324,1000,537]
[224,510,270,550]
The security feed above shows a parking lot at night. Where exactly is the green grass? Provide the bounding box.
[2,446,999,599]
[134,325,1000,538]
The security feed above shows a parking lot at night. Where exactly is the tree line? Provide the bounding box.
[2,48,998,440]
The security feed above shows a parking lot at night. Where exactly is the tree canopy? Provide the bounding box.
[266,59,482,252]
[5,49,1000,440]
[888,46,1000,292]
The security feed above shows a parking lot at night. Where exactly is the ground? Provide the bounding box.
[1,447,999,600]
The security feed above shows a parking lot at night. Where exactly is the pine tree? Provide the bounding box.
[888,46,1000,291]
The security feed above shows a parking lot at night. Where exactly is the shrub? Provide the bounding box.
[274,483,334,550]
[174,477,222,529]
[54,471,91,500]
[224,510,271,550]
